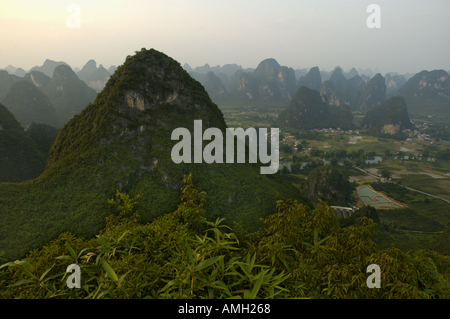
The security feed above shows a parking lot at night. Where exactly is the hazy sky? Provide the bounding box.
[1,0,449,75]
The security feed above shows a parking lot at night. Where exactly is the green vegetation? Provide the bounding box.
[0,103,46,182]
[2,50,450,299]
[303,165,354,206]
[0,48,312,262]
[2,175,450,299]
[25,122,59,156]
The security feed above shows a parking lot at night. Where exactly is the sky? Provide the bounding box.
[1,0,449,75]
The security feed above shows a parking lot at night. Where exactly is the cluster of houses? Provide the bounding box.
[312,128,360,135]
[402,128,431,140]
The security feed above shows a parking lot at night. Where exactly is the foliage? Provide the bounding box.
[26,122,59,156]
[173,174,206,232]
[101,190,141,235]
[303,165,353,206]
[0,49,313,262]
[380,168,392,180]
[1,176,450,299]
[0,103,47,182]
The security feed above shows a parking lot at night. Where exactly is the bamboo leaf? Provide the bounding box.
[14,260,34,272]
[8,279,35,287]
[118,270,133,286]
[249,271,264,299]
[66,243,77,261]
[39,263,56,282]
[185,240,194,266]
[194,256,223,272]
[0,261,17,270]
[55,255,74,261]
[117,230,130,243]
[99,257,118,282]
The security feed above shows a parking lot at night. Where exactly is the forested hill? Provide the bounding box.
[0,48,311,261]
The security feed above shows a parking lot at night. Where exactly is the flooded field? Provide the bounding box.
[358,186,405,209]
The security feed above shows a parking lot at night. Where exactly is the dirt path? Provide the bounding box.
[402,186,450,204]
[355,167,450,204]
[396,229,444,234]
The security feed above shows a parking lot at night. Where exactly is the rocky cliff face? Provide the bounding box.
[24,71,51,89]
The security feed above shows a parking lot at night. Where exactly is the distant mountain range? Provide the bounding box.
[180,60,434,115]
[1,59,449,135]
[1,59,117,93]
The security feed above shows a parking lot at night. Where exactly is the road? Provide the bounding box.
[355,167,450,204]
[402,186,450,204]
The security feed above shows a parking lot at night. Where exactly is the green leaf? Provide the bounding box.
[39,263,56,282]
[211,281,232,297]
[249,271,264,299]
[55,255,74,261]
[185,240,194,266]
[117,230,130,243]
[97,289,112,299]
[194,256,224,272]
[13,260,34,272]
[118,270,133,286]
[8,279,36,287]
[0,261,17,270]
[66,243,77,261]
[317,235,331,246]
[99,257,118,282]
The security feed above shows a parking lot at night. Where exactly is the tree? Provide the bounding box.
[281,144,292,154]
[291,163,302,174]
[330,157,339,167]
[281,165,290,175]
[380,168,392,180]
[385,149,391,157]
[174,173,206,232]
[355,156,366,168]
[343,159,353,169]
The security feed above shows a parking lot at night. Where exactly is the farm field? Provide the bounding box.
[219,109,450,254]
